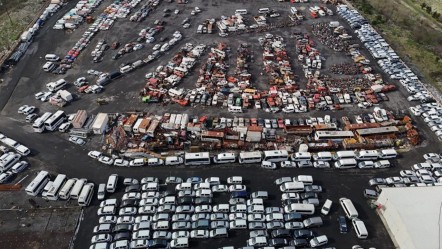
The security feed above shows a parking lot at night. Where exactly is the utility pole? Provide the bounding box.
[0,0,14,25]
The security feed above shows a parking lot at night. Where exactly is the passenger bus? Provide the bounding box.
[44,110,66,131]
[314,131,354,141]
[25,171,50,196]
[238,151,262,164]
[46,174,67,201]
[263,150,289,162]
[58,178,77,200]
[184,152,211,165]
[70,178,87,199]
[78,183,94,206]
[32,112,52,133]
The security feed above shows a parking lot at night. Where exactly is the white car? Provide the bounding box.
[153,44,161,50]
[400,170,416,177]
[172,231,189,239]
[88,151,102,159]
[98,156,114,165]
[34,92,45,100]
[18,105,29,114]
[99,215,117,224]
[261,161,277,170]
[114,159,129,167]
[281,161,296,168]
[22,106,36,115]
[275,177,292,185]
[0,172,14,183]
[313,161,330,168]
[212,184,228,193]
[69,136,86,146]
[229,185,246,192]
[174,9,180,14]
[190,230,209,239]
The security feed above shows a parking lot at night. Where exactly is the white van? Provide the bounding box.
[120,65,134,74]
[43,62,55,72]
[143,182,159,191]
[291,152,312,161]
[58,122,71,132]
[153,221,169,230]
[228,105,243,113]
[213,204,230,213]
[333,151,356,160]
[106,174,118,193]
[334,159,357,169]
[358,161,374,169]
[280,182,305,193]
[339,197,358,219]
[227,176,242,184]
[147,158,164,166]
[378,149,397,159]
[165,156,184,166]
[247,236,267,247]
[352,218,368,239]
[355,150,379,160]
[170,238,189,248]
[321,199,332,215]
[213,153,236,164]
[374,160,390,168]
[129,158,145,167]
[295,175,313,185]
[235,9,248,15]
[258,8,270,14]
[313,151,332,161]
[45,54,60,62]
[176,182,192,191]
[14,144,31,156]
[284,203,315,215]
[229,219,247,229]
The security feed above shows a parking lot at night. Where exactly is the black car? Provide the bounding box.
[269,238,288,247]
[257,118,264,127]
[125,184,141,193]
[113,224,132,233]
[290,238,308,247]
[337,215,348,233]
[178,196,194,205]
[120,199,139,208]
[293,229,315,239]
[113,232,130,241]
[148,239,168,248]
[271,229,291,238]
[300,192,317,200]
[195,197,212,205]
[162,190,175,197]
[284,213,302,222]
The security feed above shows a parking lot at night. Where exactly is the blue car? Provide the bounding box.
[337,215,348,233]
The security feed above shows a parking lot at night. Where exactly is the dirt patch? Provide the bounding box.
[0,208,81,249]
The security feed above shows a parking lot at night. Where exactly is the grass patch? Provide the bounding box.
[0,0,46,57]
[349,0,442,93]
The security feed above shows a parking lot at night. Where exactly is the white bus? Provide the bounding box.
[70,178,87,199]
[239,151,262,164]
[58,178,77,200]
[314,131,354,141]
[44,110,66,131]
[78,183,95,206]
[46,79,67,92]
[25,170,50,196]
[339,197,359,219]
[263,150,288,162]
[213,153,236,164]
[46,174,67,201]
[184,152,211,165]
[33,112,52,133]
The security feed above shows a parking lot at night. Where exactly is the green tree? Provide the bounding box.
[421,2,427,9]
[426,6,432,13]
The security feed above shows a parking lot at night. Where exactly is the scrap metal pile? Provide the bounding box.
[311,22,351,52]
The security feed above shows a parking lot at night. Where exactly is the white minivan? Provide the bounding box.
[106,174,118,193]
[45,54,60,62]
[165,156,184,166]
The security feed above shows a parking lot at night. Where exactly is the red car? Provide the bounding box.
[277,118,285,129]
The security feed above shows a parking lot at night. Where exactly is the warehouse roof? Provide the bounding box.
[377,186,442,249]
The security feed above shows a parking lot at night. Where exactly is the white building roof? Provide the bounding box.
[377,186,442,249]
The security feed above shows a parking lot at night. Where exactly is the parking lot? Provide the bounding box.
[1,0,442,248]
